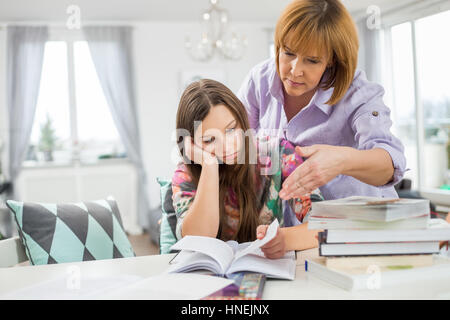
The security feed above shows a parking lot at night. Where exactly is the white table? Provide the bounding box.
[1,249,450,299]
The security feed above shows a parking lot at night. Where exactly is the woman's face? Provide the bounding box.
[193,104,244,165]
[278,44,329,97]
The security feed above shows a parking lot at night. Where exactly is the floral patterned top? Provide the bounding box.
[171,138,323,241]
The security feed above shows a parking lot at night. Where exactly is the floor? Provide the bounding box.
[128,232,160,256]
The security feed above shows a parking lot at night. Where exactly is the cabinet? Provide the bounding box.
[15,159,142,235]
[0,195,15,238]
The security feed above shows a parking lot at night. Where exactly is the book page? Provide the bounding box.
[229,242,295,260]
[314,196,426,207]
[227,254,296,280]
[311,196,430,222]
[233,219,279,261]
[314,196,397,206]
[166,251,223,275]
[170,235,234,272]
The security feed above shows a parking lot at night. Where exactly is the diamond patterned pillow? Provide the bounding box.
[6,196,135,265]
[156,177,178,254]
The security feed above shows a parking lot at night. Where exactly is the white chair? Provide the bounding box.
[0,236,28,267]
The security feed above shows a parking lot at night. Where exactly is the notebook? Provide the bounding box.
[323,254,434,269]
[202,272,266,300]
[311,196,430,222]
[320,218,450,243]
[305,255,450,291]
[307,214,429,230]
[318,239,440,256]
[167,219,296,280]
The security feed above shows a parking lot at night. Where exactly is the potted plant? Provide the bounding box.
[38,114,59,162]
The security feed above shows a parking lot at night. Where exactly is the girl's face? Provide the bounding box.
[193,104,244,165]
[278,44,329,98]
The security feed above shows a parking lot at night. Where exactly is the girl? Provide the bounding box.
[172,79,322,259]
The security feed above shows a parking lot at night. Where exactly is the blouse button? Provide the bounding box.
[372,111,379,117]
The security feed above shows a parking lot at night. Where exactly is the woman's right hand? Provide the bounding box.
[184,136,218,166]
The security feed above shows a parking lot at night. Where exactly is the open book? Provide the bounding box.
[167,219,296,280]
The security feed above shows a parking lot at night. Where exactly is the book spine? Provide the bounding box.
[318,231,328,257]
[318,231,328,244]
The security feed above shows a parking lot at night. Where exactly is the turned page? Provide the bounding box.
[233,219,279,261]
[227,219,295,279]
[226,252,296,280]
[170,235,235,273]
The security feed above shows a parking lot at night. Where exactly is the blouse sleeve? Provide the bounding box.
[279,139,324,223]
[237,69,260,130]
[171,163,197,240]
[348,82,407,187]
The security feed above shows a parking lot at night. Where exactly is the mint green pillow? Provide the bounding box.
[156,177,178,254]
[6,196,135,265]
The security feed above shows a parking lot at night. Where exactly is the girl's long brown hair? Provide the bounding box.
[176,79,261,242]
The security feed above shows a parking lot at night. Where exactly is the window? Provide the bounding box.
[390,22,418,188]
[267,29,275,59]
[29,41,72,163]
[27,37,125,165]
[387,10,450,200]
[73,41,123,162]
[415,11,450,190]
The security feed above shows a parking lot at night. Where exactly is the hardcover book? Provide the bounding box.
[167,219,296,280]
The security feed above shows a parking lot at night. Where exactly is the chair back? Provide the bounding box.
[0,236,28,267]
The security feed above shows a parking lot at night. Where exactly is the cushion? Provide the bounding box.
[6,196,135,265]
[156,177,178,254]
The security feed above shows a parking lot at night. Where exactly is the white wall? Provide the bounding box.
[0,28,7,175]
[132,22,272,209]
[0,17,365,210]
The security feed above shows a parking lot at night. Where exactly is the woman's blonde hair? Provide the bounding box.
[274,0,359,105]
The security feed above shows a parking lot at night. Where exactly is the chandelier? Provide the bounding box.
[185,0,247,61]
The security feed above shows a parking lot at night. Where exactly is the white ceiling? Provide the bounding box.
[0,0,418,23]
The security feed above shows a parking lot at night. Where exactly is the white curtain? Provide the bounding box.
[6,26,48,197]
[83,26,151,230]
[356,19,383,84]
[4,26,48,236]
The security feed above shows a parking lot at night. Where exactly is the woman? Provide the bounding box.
[172,79,322,258]
[238,0,406,203]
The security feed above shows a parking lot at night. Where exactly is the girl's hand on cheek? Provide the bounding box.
[256,225,286,259]
[184,136,218,166]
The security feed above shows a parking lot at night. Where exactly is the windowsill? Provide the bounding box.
[22,157,131,169]
[420,188,450,207]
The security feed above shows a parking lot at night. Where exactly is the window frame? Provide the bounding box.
[51,28,81,162]
[384,11,450,206]
[26,27,125,167]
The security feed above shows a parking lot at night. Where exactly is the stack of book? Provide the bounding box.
[305,196,450,290]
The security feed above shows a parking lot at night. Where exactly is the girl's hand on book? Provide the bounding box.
[256,225,286,259]
[184,136,218,166]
